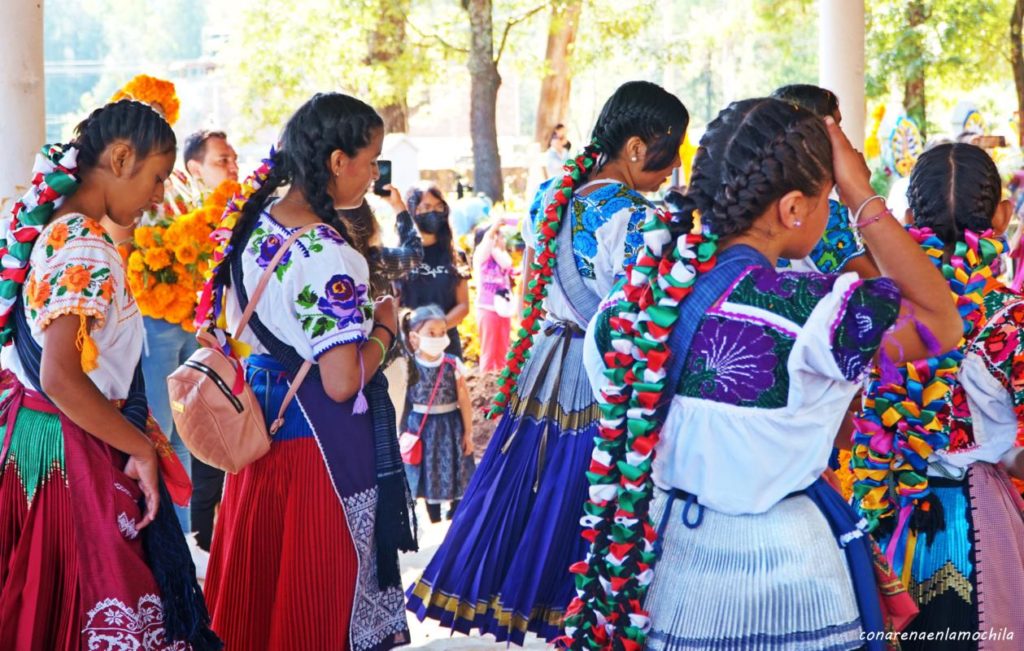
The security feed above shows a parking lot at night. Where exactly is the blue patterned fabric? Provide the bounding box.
[779,199,865,272]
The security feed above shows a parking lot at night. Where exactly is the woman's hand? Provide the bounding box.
[373,294,399,335]
[825,117,877,212]
[463,432,474,457]
[124,447,160,529]
[385,185,407,214]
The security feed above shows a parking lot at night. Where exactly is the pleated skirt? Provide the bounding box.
[883,462,1024,650]
[203,436,359,651]
[645,489,863,651]
[406,324,598,645]
[0,396,174,650]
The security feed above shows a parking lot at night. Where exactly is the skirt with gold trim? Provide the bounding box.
[406,322,597,645]
[881,463,1024,650]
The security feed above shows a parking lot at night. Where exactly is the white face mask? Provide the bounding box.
[417,334,450,357]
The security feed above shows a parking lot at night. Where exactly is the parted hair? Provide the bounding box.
[908,143,1002,246]
[675,97,833,237]
[72,99,177,172]
[216,92,383,286]
[591,80,688,172]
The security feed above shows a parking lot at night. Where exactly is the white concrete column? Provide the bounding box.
[819,0,866,149]
[0,1,45,205]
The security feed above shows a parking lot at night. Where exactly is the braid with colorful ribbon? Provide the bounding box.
[0,143,81,345]
[557,208,717,651]
[194,146,278,329]
[488,143,602,418]
[851,226,1005,535]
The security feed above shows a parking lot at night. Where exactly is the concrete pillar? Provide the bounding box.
[818,0,866,148]
[0,1,45,206]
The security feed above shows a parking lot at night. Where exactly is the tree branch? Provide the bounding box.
[408,21,470,54]
[495,3,548,64]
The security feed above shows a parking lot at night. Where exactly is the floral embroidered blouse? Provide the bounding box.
[223,204,373,361]
[523,179,652,324]
[1,214,143,399]
[585,265,902,515]
[928,286,1024,477]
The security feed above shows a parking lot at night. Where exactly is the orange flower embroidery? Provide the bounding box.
[46,223,69,252]
[25,275,51,310]
[60,265,93,294]
[97,277,115,301]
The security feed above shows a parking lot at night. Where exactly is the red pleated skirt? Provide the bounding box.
[204,437,359,651]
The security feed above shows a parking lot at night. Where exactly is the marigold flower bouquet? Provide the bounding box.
[127,179,239,331]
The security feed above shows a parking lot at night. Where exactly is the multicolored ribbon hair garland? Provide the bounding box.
[0,143,81,345]
[558,207,718,651]
[194,146,278,331]
[851,226,1005,538]
[488,142,602,418]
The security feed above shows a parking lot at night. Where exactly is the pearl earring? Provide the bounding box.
[794,220,802,227]
[630,156,638,162]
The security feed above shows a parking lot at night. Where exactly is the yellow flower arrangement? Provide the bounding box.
[111,74,180,126]
[128,178,240,331]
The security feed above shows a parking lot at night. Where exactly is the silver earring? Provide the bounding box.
[631,156,638,162]
[794,220,802,227]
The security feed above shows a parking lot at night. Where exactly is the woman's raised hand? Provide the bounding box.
[373,294,399,334]
[824,116,876,211]
[385,185,407,214]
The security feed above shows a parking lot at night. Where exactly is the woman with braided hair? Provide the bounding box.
[850,144,1024,648]
[0,100,219,649]
[575,98,962,650]
[406,81,688,644]
[199,92,413,651]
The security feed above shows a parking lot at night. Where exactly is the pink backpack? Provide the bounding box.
[167,224,315,473]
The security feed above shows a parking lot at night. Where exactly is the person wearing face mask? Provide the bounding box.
[396,183,470,358]
[400,305,475,524]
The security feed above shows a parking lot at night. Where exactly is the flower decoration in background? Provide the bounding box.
[127,179,239,331]
[111,74,180,126]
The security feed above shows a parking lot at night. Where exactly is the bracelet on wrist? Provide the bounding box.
[856,208,894,230]
[851,194,886,227]
[368,335,388,359]
[372,322,397,347]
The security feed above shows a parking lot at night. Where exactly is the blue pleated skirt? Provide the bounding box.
[406,324,598,644]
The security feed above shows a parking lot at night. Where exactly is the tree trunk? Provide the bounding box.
[465,0,503,201]
[367,0,410,133]
[533,0,582,146]
[903,0,927,135]
[1013,0,1024,146]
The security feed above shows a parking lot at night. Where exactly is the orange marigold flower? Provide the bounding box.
[128,251,146,273]
[151,283,175,311]
[60,265,93,294]
[143,247,172,271]
[134,226,158,249]
[174,243,199,265]
[46,223,69,251]
[26,275,51,310]
[111,74,180,126]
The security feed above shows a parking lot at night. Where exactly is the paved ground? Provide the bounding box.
[402,502,550,650]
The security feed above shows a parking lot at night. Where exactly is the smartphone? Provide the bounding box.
[373,160,392,196]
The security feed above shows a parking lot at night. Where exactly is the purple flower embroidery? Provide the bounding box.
[317,274,367,327]
[688,318,778,403]
[318,225,347,245]
[256,234,291,269]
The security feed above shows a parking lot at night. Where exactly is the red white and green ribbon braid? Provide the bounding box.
[0,143,81,345]
[851,227,1004,541]
[194,146,277,329]
[488,143,602,418]
[559,208,718,651]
